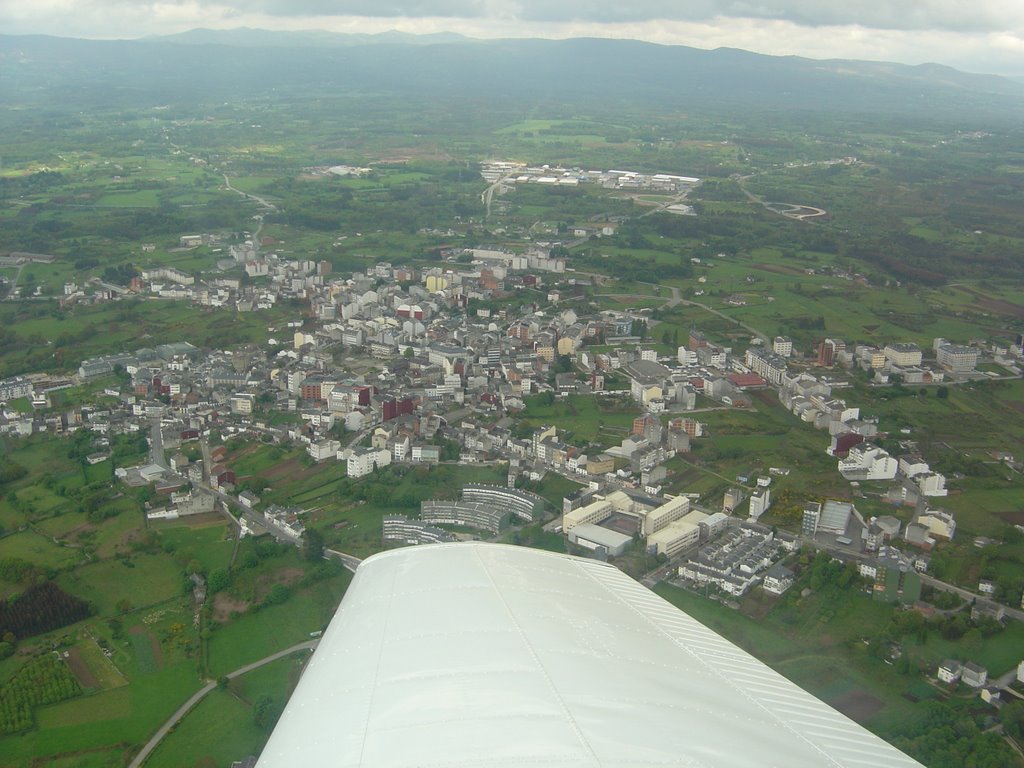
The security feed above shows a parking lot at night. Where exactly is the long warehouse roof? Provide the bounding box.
[256,542,923,768]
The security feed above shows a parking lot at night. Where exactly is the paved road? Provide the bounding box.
[735,170,828,223]
[326,548,362,573]
[637,190,694,218]
[223,173,277,211]
[919,573,1024,623]
[151,419,245,528]
[200,434,213,479]
[127,640,318,768]
[481,173,512,220]
[4,261,25,299]
[666,291,770,345]
[149,419,168,470]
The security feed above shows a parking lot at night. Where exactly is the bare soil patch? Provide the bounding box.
[999,510,1024,525]
[59,521,96,543]
[828,690,884,723]
[739,590,778,620]
[65,646,100,690]
[228,442,263,461]
[263,457,304,481]
[192,512,226,527]
[254,567,306,601]
[212,592,251,623]
[753,262,805,276]
[955,285,1024,320]
[602,513,638,536]
[973,298,1024,319]
[672,467,703,485]
[751,389,780,407]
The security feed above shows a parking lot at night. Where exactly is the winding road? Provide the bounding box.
[481,173,512,220]
[127,640,318,768]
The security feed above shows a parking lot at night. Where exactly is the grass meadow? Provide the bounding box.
[145,653,307,768]
[207,571,351,677]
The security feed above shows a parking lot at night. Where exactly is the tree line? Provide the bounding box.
[0,582,92,642]
[0,653,81,735]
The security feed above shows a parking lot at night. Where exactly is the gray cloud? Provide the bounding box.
[7,1,1023,34]
[238,0,1023,33]
[3,0,1023,77]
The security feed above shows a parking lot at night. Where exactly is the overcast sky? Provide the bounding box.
[4,1,1023,78]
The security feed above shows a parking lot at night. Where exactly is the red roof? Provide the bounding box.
[728,373,767,388]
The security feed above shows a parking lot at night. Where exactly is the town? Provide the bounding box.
[3,27,1024,762]
[4,180,1024,729]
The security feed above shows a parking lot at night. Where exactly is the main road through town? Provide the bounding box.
[127,640,319,768]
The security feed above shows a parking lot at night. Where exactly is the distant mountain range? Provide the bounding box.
[2,29,1022,121]
[147,27,470,47]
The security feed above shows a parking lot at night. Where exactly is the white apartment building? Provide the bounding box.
[838,444,898,481]
[884,343,923,367]
[936,343,978,372]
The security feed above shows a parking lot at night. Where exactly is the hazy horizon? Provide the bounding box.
[3,1,1024,80]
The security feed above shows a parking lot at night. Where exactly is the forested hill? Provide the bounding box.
[2,31,1023,122]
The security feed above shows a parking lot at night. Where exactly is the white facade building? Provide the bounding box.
[838,444,898,481]
[884,343,923,367]
[347,447,392,478]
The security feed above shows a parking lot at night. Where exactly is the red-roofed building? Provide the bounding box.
[728,372,767,389]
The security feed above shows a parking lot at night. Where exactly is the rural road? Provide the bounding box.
[919,573,1024,623]
[481,173,512,220]
[3,261,25,299]
[127,640,319,768]
[734,169,828,222]
[643,283,771,345]
[223,173,277,211]
[679,295,771,345]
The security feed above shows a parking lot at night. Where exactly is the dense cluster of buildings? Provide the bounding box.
[679,523,792,597]
[418,485,543,535]
[481,161,700,193]
[561,488,727,558]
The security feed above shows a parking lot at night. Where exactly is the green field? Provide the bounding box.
[901,619,1024,677]
[21,661,200,763]
[158,522,236,574]
[58,555,186,615]
[652,582,927,737]
[0,300,293,378]
[74,635,130,691]
[207,573,351,677]
[519,393,640,447]
[145,653,306,768]
[95,189,162,207]
[230,443,293,478]
[0,529,84,570]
